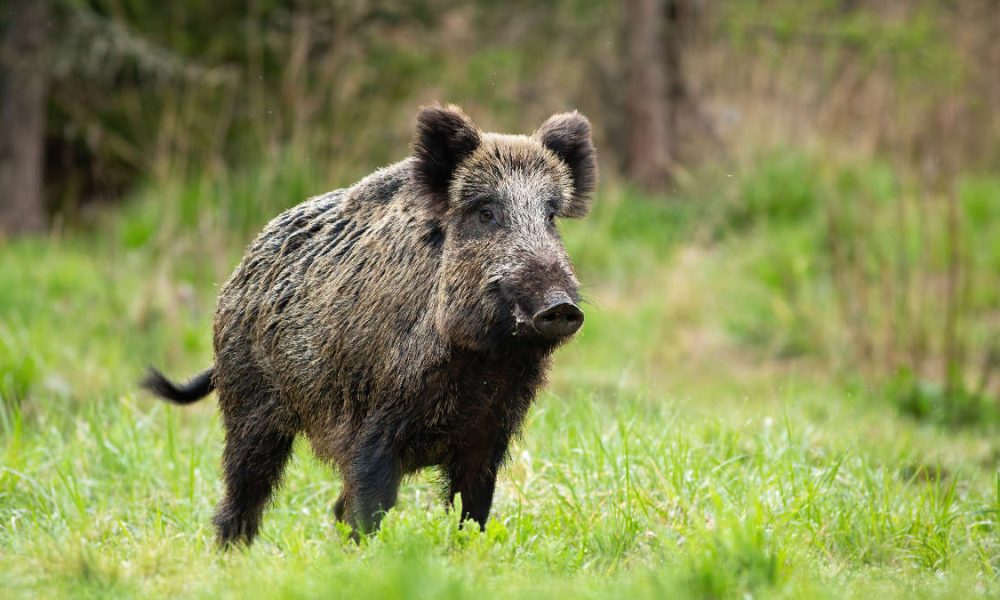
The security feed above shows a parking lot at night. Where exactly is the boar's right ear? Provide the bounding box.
[413,104,481,213]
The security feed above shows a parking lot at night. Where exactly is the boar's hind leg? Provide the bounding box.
[444,434,511,530]
[213,401,295,547]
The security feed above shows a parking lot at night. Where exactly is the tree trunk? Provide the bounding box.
[0,0,51,236]
[623,0,672,189]
[663,0,684,154]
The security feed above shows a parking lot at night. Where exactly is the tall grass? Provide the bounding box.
[695,151,1000,426]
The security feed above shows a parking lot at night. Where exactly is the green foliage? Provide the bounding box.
[960,176,1000,304]
[888,368,999,429]
[724,0,961,85]
[690,150,1000,429]
[725,151,823,230]
[0,328,39,406]
[562,185,693,283]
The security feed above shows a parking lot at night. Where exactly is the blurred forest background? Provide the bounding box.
[5,1,1000,597]
[3,0,999,423]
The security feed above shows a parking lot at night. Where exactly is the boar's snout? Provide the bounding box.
[531,292,584,339]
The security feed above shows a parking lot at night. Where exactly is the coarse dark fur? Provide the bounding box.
[144,104,598,547]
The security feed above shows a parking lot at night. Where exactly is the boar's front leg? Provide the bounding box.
[444,433,511,530]
[345,428,402,537]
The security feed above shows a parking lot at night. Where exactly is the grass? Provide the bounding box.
[2,155,1000,598]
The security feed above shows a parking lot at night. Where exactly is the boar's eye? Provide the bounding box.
[479,207,496,224]
[546,210,556,225]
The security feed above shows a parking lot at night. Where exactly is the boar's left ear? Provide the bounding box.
[535,111,597,218]
[413,104,481,213]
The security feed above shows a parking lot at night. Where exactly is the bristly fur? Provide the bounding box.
[144,105,598,548]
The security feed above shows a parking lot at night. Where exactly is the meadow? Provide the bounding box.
[2,151,1000,599]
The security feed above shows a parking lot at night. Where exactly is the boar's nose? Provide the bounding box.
[532,294,584,339]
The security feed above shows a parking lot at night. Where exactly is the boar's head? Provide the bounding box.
[413,105,597,352]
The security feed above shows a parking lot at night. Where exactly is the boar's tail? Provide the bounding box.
[141,366,215,405]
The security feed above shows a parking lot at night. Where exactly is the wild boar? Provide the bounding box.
[143,104,597,546]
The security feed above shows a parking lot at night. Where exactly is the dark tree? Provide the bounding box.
[623,0,713,190]
[623,0,673,189]
[0,0,51,235]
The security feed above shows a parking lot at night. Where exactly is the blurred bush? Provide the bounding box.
[695,150,1000,425]
[1,0,996,221]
